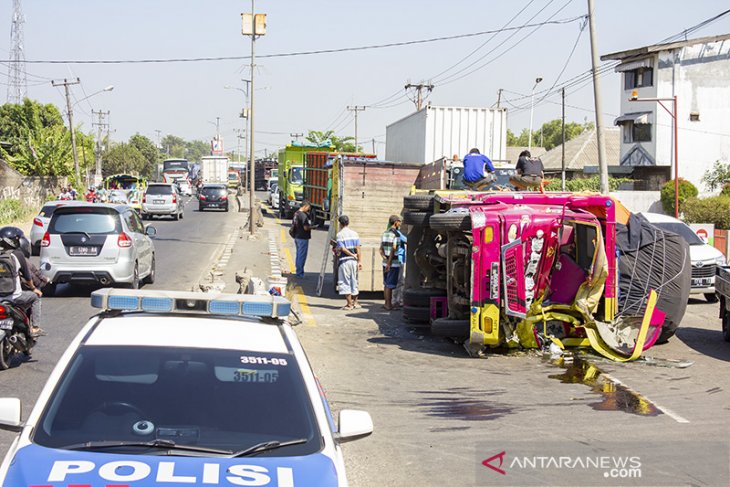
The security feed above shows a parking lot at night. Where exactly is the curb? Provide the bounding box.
[193,228,239,293]
[267,229,287,291]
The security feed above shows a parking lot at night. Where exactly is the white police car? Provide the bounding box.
[0,289,373,487]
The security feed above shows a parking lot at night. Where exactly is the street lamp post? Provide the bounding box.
[629,90,679,217]
[225,80,251,193]
[528,77,542,151]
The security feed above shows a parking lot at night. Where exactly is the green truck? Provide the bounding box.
[277,141,333,218]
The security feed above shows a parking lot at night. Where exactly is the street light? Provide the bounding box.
[528,77,542,151]
[74,85,114,107]
[629,90,679,217]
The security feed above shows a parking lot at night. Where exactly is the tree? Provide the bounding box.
[0,99,65,159]
[0,124,73,177]
[185,139,210,161]
[102,142,146,177]
[702,160,730,192]
[506,119,594,150]
[160,134,187,158]
[305,130,360,152]
[129,134,159,177]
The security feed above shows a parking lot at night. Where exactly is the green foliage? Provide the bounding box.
[102,142,147,177]
[0,99,65,159]
[721,185,730,197]
[129,134,159,177]
[0,199,33,225]
[684,196,730,229]
[159,134,209,161]
[305,130,360,153]
[0,124,73,177]
[507,119,594,150]
[702,160,730,192]
[544,175,633,192]
[660,178,698,215]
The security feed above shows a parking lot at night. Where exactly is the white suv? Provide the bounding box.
[39,204,156,294]
[141,183,184,220]
[0,289,373,486]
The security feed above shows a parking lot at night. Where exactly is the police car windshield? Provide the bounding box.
[33,345,321,457]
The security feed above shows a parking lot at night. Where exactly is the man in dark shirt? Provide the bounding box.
[510,150,545,190]
[292,201,313,278]
[462,148,496,190]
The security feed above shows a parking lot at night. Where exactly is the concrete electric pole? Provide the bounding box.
[587,0,609,194]
[404,82,434,111]
[52,78,81,181]
[290,132,303,141]
[92,110,110,185]
[346,106,366,152]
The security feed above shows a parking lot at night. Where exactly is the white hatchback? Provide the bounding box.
[641,212,726,302]
[0,289,372,487]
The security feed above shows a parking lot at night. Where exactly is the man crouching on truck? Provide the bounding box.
[510,150,545,190]
[463,148,496,190]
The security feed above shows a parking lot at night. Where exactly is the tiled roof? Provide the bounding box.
[541,127,621,170]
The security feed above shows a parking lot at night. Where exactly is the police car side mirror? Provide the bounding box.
[335,409,373,443]
[0,398,22,432]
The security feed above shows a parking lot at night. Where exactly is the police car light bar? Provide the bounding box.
[90,288,291,319]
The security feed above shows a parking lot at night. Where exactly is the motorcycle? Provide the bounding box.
[0,301,35,370]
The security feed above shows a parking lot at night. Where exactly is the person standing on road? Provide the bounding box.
[380,214,403,310]
[292,201,313,278]
[463,148,496,190]
[335,215,362,310]
[510,150,545,190]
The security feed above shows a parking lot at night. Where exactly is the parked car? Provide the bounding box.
[0,289,373,487]
[269,181,279,209]
[641,212,726,302]
[29,200,81,255]
[39,203,156,294]
[141,183,184,220]
[198,183,229,212]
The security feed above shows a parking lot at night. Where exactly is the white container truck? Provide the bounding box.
[385,105,507,164]
[200,156,229,184]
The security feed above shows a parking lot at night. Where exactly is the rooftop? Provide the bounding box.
[601,33,730,61]
[541,127,621,171]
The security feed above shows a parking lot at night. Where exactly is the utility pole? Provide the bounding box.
[92,110,110,186]
[496,88,503,108]
[404,82,434,111]
[372,138,376,155]
[215,116,221,141]
[290,132,303,141]
[346,106,366,152]
[587,0,609,194]
[154,129,162,150]
[242,1,266,235]
[52,78,81,181]
[238,79,251,193]
[7,0,27,104]
[561,88,566,191]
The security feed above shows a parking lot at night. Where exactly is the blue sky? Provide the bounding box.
[1,0,729,158]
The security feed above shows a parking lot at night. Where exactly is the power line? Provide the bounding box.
[0,16,588,65]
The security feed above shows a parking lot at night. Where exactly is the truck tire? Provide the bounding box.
[403,211,430,227]
[403,287,447,308]
[430,212,471,232]
[431,317,469,338]
[404,194,435,211]
[656,319,679,344]
[402,305,431,324]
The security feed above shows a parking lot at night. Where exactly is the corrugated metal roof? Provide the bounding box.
[541,128,621,170]
[601,33,730,61]
[505,146,546,165]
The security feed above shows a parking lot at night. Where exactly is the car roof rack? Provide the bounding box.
[90,288,291,320]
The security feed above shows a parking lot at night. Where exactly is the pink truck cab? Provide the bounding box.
[403,192,691,361]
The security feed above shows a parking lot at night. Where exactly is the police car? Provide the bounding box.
[0,289,373,487]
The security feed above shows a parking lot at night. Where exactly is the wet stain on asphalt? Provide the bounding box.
[417,389,517,421]
[429,426,471,433]
[548,357,661,417]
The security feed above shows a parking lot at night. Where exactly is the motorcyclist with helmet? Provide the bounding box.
[0,227,44,336]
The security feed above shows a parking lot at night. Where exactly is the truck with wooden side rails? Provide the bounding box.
[400,191,692,362]
[325,156,423,293]
[278,142,334,219]
[303,151,377,226]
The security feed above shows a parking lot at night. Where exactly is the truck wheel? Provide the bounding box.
[403,288,446,308]
[705,293,719,303]
[656,319,679,344]
[402,305,431,324]
[430,212,471,232]
[723,309,730,342]
[431,317,469,338]
[403,211,430,227]
[404,194,435,211]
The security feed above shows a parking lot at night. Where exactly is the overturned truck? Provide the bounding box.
[402,192,691,361]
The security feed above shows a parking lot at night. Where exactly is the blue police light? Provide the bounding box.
[108,295,140,310]
[277,302,291,317]
[242,301,274,317]
[209,300,241,315]
[141,297,174,312]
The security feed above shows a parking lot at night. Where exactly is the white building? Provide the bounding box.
[601,34,730,193]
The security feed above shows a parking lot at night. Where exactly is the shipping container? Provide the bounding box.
[385,105,507,164]
[200,156,229,184]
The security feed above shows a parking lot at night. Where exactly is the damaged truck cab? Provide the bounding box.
[404,192,691,361]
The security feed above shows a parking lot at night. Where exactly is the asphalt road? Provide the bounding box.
[269,211,730,487]
[0,195,245,451]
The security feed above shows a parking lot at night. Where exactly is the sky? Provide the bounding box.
[1,0,729,159]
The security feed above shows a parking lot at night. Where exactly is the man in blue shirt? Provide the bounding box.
[462,148,496,190]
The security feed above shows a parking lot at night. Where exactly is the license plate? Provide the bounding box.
[153,199,165,204]
[209,203,218,207]
[691,277,712,287]
[69,246,98,256]
[0,319,13,330]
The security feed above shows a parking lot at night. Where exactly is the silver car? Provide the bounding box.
[141,183,184,220]
[29,200,82,255]
[39,203,156,294]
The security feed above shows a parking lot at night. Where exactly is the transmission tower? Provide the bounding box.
[7,0,27,104]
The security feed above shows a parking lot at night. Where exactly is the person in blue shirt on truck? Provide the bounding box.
[462,148,496,190]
